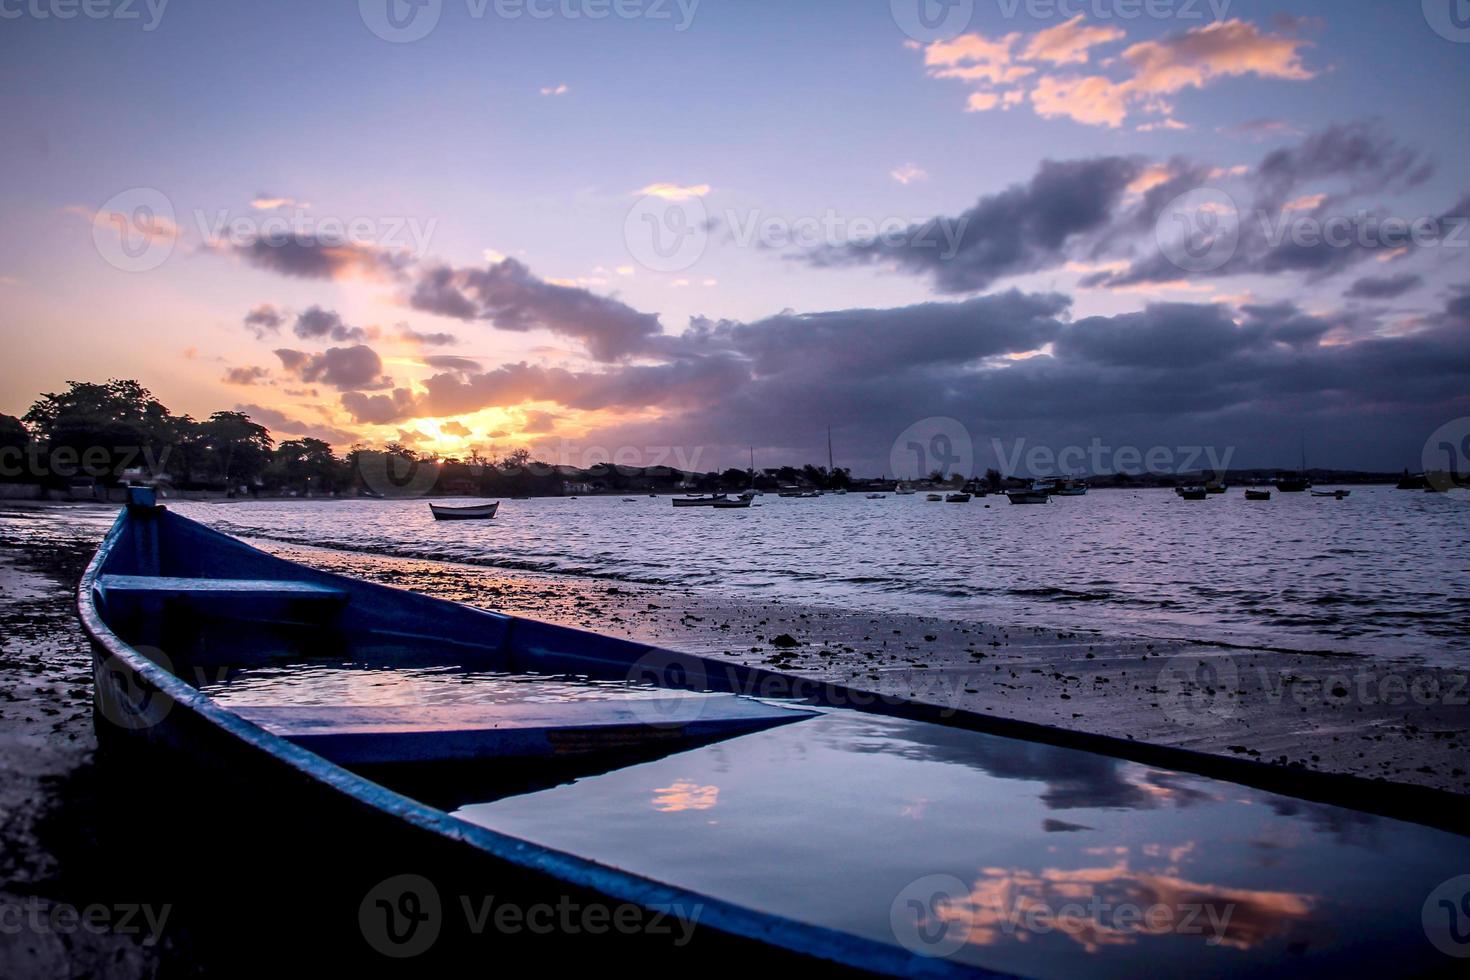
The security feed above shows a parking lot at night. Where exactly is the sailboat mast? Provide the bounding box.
[827,426,834,474]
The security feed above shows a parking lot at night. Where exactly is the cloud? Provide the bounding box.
[439,420,473,437]
[633,182,711,201]
[1021,15,1125,65]
[244,303,286,338]
[397,325,459,346]
[234,403,355,445]
[274,345,392,391]
[519,409,560,434]
[340,387,418,425]
[251,194,309,210]
[891,163,929,185]
[293,306,368,343]
[539,84,569,96]
[921,18,1316,130]
[1253,121,1433,210]
[1346,273,1423,301]
[1221,117,1304,141]
[806,156,1145,293]
[223,366,271,386]
[408,257,665,361]
[68,202,180,245]
[220,233,411,282]
[419,355,482,373]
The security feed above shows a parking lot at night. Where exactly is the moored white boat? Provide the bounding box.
[429,501,500,521]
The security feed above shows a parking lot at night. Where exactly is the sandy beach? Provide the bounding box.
[3,501,1468,972]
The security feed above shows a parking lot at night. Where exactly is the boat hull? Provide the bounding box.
[429,502,500,521]
[77,497,1470,973]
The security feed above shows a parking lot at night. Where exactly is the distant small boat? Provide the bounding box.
[1175,486,1208,501]
[925,493,943,502]
[429,502,500,521]
[1397,472,1429,491]
[712,497,753,509]
[672,494,727,508]
[1205,482,1228,495]
[946,493,972,504]
[1312,489,1351,499]
[780,490,822,499]
[894,484,916,495]
[1053,479,1088,497]
[1006,490,1049,505]
[1244,489,1272,501]
[622,498,637,503]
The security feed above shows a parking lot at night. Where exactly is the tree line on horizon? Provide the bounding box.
[0,379,876,497]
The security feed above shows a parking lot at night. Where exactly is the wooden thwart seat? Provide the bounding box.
[234,696,817,764]
[95,575,349,622]
[97,575,348,601]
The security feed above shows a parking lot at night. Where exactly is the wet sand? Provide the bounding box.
[1,501,1467,973]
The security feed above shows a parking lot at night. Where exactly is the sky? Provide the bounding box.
[2,0,1468,476]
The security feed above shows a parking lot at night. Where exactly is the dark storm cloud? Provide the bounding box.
[398,325,459,346]
[340,388,419,426]
[293,306,367,343]
[225,233,411,282]
[408,258,663,361]
[1252,121,1433,210]
[794,124,1443,295]
[243,304,285,338]
[274,345,391,391]
[1346,273,1423,301]
[222,365,270,386]
[419,355,482,373]
[804,157,1146,293]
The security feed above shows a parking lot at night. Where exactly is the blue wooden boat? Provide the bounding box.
[78,490,1470,975]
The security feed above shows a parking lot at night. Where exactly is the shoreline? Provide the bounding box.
[252,533,1470,795]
